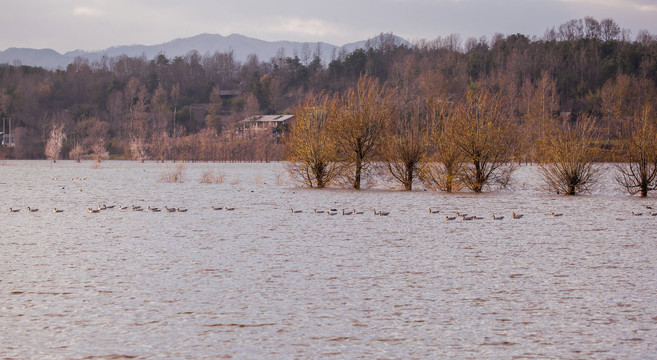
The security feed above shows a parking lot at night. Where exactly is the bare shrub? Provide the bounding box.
[200,170,225,184]
[159,164,186,183]
[129,135,148,162]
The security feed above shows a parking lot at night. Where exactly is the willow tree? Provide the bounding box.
[332,75,394,190]
[451,88,515,193]
[616,104,657,197]
[286,93,340,188]
[538,114,601,195]
[421,101,465,192]
[381,102,429,191]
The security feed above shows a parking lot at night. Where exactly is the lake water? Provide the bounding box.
[1,160,656,359]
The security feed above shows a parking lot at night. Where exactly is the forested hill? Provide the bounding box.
[0,17,656,160]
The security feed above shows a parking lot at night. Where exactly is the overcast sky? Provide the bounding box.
[2,0,657,52]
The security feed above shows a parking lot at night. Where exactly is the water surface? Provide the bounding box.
[1,161,656,359]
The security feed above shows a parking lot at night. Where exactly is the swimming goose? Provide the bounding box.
[104,204,115,209]
[148,206,159,211]
[211,206,223,210]
[176,208,188,212]
[551,212,563,217]
[314,209,325,214]
[164,206,176,213]
[342,209,353,215]
[461,214,474,220]
[150,208,161,212]
[26,207,39,212]
[375,210,390,216]
[131,205,143,212]
[224,206,235,211]
[429,208,440,214]
[53,208,64,213]
[118,205,128,210]
[492,214,504,220]
[631,211,643,216]
[512,212,524,219]
[327,211,338,216]
[87,207,100,213]
[445,215,457,221]
[290,209,302,213]
[9,208,20,212]
[353,209,364,215]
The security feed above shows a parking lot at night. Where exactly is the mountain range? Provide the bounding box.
[0,33,410,69]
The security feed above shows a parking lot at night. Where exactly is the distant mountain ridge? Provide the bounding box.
[0,33,410,69]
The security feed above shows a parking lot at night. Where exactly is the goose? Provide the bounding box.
[330,208,338,212]
[342,209,353,215]
[353,209,364,215]
[512,212,524,219]
[176,208,188,212]
[26,207,39,212]
[132,205,142,210]
[551,212,563,217]
[472,215,484,220]
[87,207,100,213]
[98,205,107,211]
[631,211,643,216]
[290,208,302,213]
[492,214,504,220]
[456,212,467,217]
[118,205,128,210]
[313,209,325,214]
[327,211,338,216]
[211,206,223,210]
[445,215,457,221]
[224,206,235,211]
[646,205,654,210]
[52,208,64,213]
[9,208,20,213]
[131,205,144,212]
[164,206,176,213]
[104,204,115,209]
[461,215,474,221]
[150,208,161,212]
[376,210,390,216]
[429,208,440,214]
[148,206,159,211]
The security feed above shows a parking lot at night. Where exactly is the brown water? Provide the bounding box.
[1,160,656,359]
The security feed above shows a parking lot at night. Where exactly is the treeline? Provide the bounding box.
[287,75,657,196]
[1,16,656,162]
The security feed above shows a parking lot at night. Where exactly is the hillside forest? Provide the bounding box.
[1,17,656,181]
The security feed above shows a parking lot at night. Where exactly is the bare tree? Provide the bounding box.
[382,101,429,190]
[69,142,85,162]
[421,102,465,192]
[332,75,394,189]
[286,93,340,188]
[44,122,66,163]
[616,104,657,197]
[451,88,515,192]
[129,134,148,162]
[538,114,602,195]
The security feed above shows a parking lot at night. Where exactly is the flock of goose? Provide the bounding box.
[6,204,236,214]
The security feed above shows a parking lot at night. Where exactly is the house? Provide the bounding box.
[237,115,294,136]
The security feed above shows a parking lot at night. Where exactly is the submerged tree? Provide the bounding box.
[44,122,66,163]
[381,101,429,191]
[615,104,657,197]
[285,93,340,188]
[332,75,394,189]
[129,134,149,162]
[451,88,515,192]
[538,114,602,195]
[421,101,465,192]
